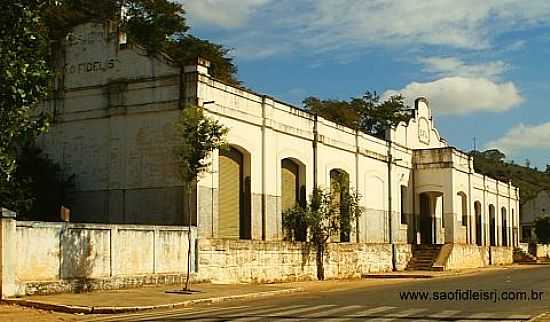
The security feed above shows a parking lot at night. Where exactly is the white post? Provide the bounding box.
[0,208,17,298]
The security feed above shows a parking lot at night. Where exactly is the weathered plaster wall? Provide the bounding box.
[14,221,197,295]
[197,239,412,283]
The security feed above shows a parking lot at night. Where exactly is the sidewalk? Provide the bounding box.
[3,264,537,315]
[3,283,303,314]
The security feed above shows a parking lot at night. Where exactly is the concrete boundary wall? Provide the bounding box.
[197,238,412,283]
[0,213,197,297]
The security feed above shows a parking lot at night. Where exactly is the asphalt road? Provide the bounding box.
[86,266,550,322]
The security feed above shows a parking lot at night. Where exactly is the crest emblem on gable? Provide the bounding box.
[418,117,430,144]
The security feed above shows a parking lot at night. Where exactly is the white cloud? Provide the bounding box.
[181,0,270,28]
[418,57,508,80]
[383,77,523,115]
[183,0,550,58]
[485,122,550,156]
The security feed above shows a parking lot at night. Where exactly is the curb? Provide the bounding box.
[1,287,304,314]
[363,274,434,279]
[528,312,547,322]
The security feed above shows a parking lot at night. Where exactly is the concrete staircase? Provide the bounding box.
[513,248,537,264]
[406,244,443,271]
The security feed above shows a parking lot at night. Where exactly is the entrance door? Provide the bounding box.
[219,147,243,239]
[419,193,433,244]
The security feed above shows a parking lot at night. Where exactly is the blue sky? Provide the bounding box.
[180,0,550,169]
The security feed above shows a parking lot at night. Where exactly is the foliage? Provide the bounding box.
[123,0,188,53]
[282,187,365,280]
[339,189,364,242]
[282,206,307,242]
[174,105,227,291]
[303,91,412,138]
[42,0,240,85]
[470,149,550,204]
[165,35,241,86]
[0,0,52,182]
[174,106,228,184]
[534,216,550,244]
[0,144,74,220]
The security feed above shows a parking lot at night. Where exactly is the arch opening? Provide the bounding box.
[218,145,251,239]
[281,158,307,241]
[501,207,508,247]
[330,169,351,242]
[474,201,482,246]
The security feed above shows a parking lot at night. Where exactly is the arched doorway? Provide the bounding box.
[489,205,496,246]
[281,158,306,241]
[419,192,443,244]
[219,146,251,239]
[474,201,482,246]
[330,169,350,242]
[502,207,508,246]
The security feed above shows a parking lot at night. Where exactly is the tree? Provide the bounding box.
[534,216,550,244]
[42,0,241,86]
[0,144,74,220]
[174,105,227,291]
[0,0,51,183]
[303,91,412,138]
[282,187,365,280]
[165,35,240,86]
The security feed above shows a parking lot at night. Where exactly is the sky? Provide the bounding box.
[179,0,550,169]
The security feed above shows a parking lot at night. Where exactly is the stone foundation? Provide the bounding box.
[23,273,203,296]
[490,246,513,265]
[197,239,409,283]
[434,244,513,270]
[535,244,550,259]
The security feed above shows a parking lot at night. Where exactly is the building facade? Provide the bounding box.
[520,190,550,242]
[40,22,520,248]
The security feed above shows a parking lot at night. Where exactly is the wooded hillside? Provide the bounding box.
[470,150,550,205]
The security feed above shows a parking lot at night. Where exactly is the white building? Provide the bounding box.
[40,22,520,249]
[520,190,550,242]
